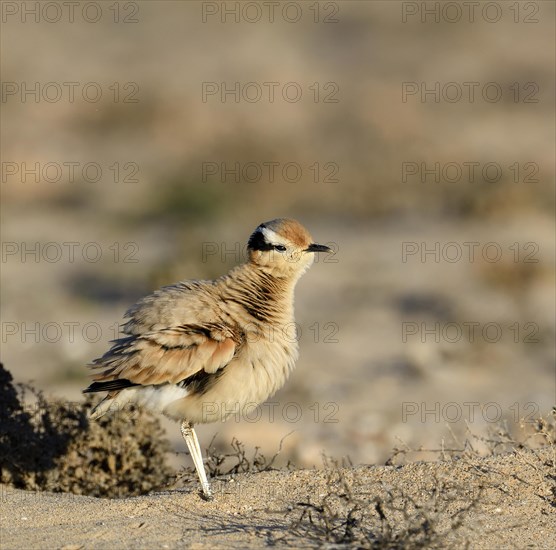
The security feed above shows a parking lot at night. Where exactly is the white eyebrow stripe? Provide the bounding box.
[261,227,287,245]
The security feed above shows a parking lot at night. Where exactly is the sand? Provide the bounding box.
[2,448,554,549]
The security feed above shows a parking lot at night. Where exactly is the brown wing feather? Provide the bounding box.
[87,324,237,387]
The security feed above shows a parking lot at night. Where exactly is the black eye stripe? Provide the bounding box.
[247,229,289,253]
[247,230,273,251]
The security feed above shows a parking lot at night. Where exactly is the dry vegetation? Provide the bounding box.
[281,419,555,548]
[0,363,171,498]
[284,469,481,548]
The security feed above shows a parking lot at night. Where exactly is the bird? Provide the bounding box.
[83,218,331,499]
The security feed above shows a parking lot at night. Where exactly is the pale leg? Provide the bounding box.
[180,420,212,499]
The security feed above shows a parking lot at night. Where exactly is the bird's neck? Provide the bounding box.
[222,263,296,324]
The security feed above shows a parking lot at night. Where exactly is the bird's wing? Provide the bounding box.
[87,323,237,388]
[86,281,239,390]
[121,281,216,336]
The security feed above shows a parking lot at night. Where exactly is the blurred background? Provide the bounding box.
[1,1,554,469]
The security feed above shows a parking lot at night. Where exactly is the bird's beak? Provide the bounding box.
[305,243,331,253]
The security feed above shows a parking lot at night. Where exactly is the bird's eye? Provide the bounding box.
[274,245,287,252]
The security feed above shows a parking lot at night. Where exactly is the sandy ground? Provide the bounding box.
[1,448,554,549]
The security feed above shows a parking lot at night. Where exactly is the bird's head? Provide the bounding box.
[247,218,331,279]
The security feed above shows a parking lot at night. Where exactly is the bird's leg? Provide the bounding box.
[180,420,212,500]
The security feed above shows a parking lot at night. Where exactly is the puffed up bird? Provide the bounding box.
[83,218,331,499]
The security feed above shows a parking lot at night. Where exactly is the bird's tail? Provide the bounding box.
[89,396,113,420]
[88,391,133,420]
